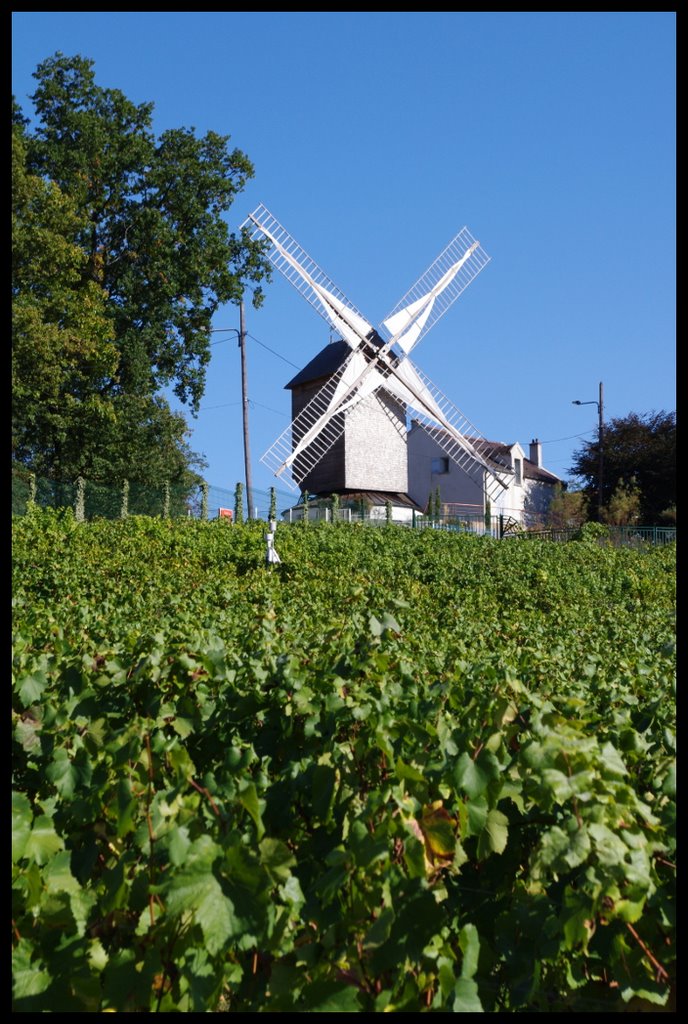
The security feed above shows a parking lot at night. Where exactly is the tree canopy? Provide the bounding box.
[568,410,675,525]
[12,52,270,487]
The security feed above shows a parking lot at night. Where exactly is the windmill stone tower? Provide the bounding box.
[285,339,408,495]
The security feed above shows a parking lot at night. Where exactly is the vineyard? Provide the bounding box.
[12,508,676,1012]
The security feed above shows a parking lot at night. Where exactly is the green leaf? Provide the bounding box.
[12,939,51,1003]
[662,760,676,796]
[476,809,509,859]
[452,750,499,800]
[168,824,192,866]
[459,923,480,980]
[12,791,32,863]
[453,976,483,1012]
[541,768,573,803]
[165,837,234,955]
[116,777,138,837]
[17,670,48,707]
[14,716,42,752]
[301,979,361,1012]
[588,822,629,866]
[238,781,265,839]
[532,823,591,877]
[23,815,64,865]
[403,834,426,878]
[46,748,78,799]
[363,907,395,948]
[600,742,628,777]
[259,837,295,883]
[465,797,488,838]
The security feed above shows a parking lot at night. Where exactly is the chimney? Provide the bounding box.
[529,438,542,468]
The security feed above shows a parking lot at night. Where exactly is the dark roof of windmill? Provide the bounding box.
[285,331,388,390]
[285,340,350,390]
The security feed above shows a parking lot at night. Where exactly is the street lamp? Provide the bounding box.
[206,299,254,519]
[572,381,604,521]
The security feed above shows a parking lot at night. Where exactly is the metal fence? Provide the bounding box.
[11,469,676,546]
[11,469,293,523]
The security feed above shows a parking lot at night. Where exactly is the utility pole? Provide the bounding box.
[238,299,254,520]
[597,381,604,523]
[572,381,605,521]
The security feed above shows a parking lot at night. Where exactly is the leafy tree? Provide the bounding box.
[13,52,270,486]
[569,411,675,525]
[12,115,116,477]
[546,484,588,530]
[602,477,642,526]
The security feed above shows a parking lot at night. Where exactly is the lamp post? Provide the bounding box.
[572,381,604,521]
[207,299,254,520]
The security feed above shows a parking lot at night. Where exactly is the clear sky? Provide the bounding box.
[12,11,676,508]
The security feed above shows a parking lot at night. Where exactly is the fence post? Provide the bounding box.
[75,476,86,522]
[121,479,129,519]
[234,482,244,525]
[27,473,36,512]
[162,480,171,519]
[200,481,208,521]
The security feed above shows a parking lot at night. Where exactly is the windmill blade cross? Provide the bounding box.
[244,204,499,493]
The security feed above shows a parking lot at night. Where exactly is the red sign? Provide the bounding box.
[218,508,233,520]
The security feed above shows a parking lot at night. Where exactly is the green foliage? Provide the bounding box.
[269,487,277,523]
[12,120,115,477]
[12,511,675,1011]
[234,482,244,525]
[200,482,209,522]
[569,411,675,525]
[576,521,611,544]
[603,477,642,526]
[13,52,271,489]
[547,484,588,530]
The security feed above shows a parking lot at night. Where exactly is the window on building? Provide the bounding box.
[431,457,449,474]
[514,458,522,486]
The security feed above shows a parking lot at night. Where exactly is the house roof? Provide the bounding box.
[523,461,561,484]
[408,422,562,484]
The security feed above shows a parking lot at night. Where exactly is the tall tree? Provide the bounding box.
[568,410,675,524]
[12,113,117,477]
[13,52,269,485]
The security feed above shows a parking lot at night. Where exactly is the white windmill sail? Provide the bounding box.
[243,205,375,352]
[382,238,481,355]
[241,204,505,494]
[376,358,511,502]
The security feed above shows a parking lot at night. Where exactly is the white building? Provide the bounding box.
[407,426,562,527]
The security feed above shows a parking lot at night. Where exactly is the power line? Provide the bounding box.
[540,429,596,445]
[198,399,287,416]
[209,329,301,370]
[246,332,300,369]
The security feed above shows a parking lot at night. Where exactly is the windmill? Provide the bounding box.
[241,204,510,503]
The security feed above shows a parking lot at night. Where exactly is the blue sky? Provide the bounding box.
[12,11,676,508]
